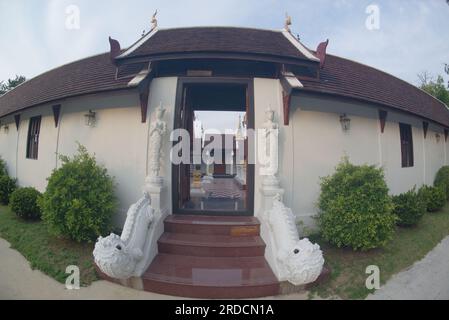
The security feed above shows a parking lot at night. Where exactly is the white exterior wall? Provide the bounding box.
[1,76,447,231]
[16,106,59,191]
[288,93,448,230]
[0,116,18,178]
[251,79,448,230]
[0,77,178,226]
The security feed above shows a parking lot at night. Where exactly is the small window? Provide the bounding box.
[399,123,414,168]
[26,116,42,160]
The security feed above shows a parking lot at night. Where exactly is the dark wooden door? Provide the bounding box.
[179,87,192,205]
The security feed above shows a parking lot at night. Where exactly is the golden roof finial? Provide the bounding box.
[151,10,158,30]
[285,12,292,32]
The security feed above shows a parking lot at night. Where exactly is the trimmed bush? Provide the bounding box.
[0,175,17,205]
[318,158,397,251]
[10,187,42,220]
[391,187,426,227]
[418,185,446,212]
[39,145,117,242]
[434,166,449,200]
[0,157,7,176]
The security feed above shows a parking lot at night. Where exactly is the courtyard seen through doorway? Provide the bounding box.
[174,83,253,215]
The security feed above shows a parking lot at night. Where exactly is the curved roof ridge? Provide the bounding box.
[118,26,316,61]
[157,25,283,33]
[117,26,288,60]
[325,52,449,109]
[0,52,132,118]
[1,51,109,100]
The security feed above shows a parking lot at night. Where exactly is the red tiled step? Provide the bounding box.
[143,254,280,299]
[158,232,265,257]
[164,215,260,236]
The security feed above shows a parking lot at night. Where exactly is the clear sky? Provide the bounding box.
[0,0,448,86]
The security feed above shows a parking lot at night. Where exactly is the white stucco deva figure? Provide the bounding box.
[259,108,279,181]
[148,104,167,179]
[259,109,324,286]
[265,194,324,285]
[93,193,154,279]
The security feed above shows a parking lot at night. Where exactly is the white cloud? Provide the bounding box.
[0,0,448,86]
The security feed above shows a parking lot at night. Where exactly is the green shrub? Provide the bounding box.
[10,187,42,220]
[39,144,117,242]
[434,166,449,200]
[0,175,17,205]
[318,158,397,251]
[391,187,426,227]
[0,157,7,176]
[418,185,446,212]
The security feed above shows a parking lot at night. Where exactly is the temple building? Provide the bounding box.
[1,16,448,298]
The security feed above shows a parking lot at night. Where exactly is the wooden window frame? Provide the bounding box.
[399,123,414,168]
[26,116,42,160]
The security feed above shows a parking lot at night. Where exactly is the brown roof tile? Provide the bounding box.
[124,27,308,60]
[300,54,449,127]
[0,53,130,118]
[1,28,448,128]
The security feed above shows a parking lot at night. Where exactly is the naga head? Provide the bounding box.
[283,238,325,286]
[93,233,142,280]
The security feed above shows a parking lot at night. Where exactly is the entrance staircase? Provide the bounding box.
[142,215,280,298]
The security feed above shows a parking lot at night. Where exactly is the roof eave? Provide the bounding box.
[281,30,320,62]
[293,88,449,128]
[116,27,159,60]
[114,51,320,68]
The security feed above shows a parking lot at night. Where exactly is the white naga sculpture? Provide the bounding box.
[94,104,168,280]
[93,193,154,279]
[259,108,324,286]
[265,194,324,286]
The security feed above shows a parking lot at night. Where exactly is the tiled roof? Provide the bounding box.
[121,27,311,60]
[0,27,448,127]
[300,54,449,126]
[0,53,130,118]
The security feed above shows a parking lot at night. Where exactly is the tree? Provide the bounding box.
[0,75,26,96]
[418,66,449,106]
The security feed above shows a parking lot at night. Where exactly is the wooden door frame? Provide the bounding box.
[172,77,255,216]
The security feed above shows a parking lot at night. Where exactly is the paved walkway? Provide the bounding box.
[6,233,447,300]
[367,236,449,300]
[0,238,307,300]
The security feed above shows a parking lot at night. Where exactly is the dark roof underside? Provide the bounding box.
[300,54,449,126]
[124,27,309,60]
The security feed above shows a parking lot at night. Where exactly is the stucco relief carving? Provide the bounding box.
[260,108,280,185]
[93,193,154,279]
[148,104,167,179]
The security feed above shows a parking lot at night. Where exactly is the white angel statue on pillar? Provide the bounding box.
[260,108,279,185]
[148,103,167,180]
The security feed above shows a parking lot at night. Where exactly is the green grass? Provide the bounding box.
[0,205,99,286]
[310,205,449,300]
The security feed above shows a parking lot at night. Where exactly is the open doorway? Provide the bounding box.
[173,80,254,216]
